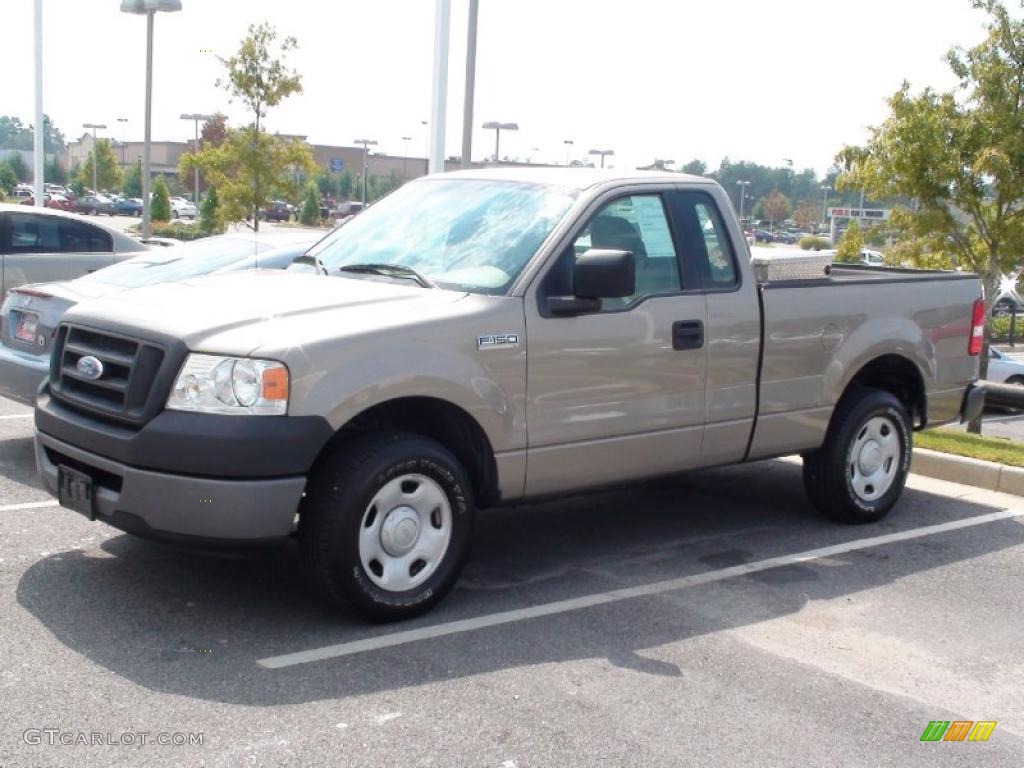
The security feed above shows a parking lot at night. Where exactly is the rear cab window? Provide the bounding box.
[7,212,112,254]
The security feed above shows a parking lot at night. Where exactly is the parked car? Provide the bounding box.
[754,229,774,243]
[19,193,73,211]
[72,194,116,216]
[0,232,316,405]
[261,200,295,222]
[0,203,145,296]
[987,347,1024,386]
[774,231,798,245]
[113,197,143,216]
[170,197,198,219]
[859,249,886,266]
[32,168,984,621]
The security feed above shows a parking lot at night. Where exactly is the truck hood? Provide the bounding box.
[62,270,468,354]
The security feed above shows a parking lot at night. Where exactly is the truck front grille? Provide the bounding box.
[50,324,166,426]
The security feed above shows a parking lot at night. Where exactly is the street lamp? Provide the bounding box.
[82,123,107,192]
[588,148,614,168]
[401,136,412,178]
[736,180,751,222]
[482,121,518,165]
[354,138,377,204]
[563,139,574,166]
[180,113,212,204]
[121,0,182,238]
[821,184,832,232]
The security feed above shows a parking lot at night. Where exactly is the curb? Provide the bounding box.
[911,447,1024,496]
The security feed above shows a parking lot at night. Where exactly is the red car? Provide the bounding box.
[20,193,74,211]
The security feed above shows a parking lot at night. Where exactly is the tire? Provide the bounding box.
[90,208,98,216]
[802,386,911,524]
[299,431,475,621]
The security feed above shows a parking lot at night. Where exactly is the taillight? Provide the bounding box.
[968,298,985,356]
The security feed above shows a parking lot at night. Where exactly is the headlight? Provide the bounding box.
[167,354,289,415]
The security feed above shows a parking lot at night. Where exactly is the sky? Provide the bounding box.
[2,0,995,175]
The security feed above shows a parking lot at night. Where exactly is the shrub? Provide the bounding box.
[799,236,832,251]
[150,221,210,241]
[299,182,320,226]
[0,162,17,195]
[835,220,865,263]
[151,176,171,222]
[199,184,224,233]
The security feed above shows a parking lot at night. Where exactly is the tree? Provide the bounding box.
[151,175,171,222]
[299,182,320,225]
[680,159,707,176]
[199,184,223,233]
[0,162,17,195]
[200,113,228,148]
[760,190,791,229]
[217,22,302,229]
[835,220,865,263]
[792,199,818,231]
[836,0,1024,433]
[45,156,67,185]
[338,169,354,199]
[6,152,29,182]
[76,138,122,191]
[122,163,142,197]
[180,126,317,223]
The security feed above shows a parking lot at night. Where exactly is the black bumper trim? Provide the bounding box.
[36,389,335,478]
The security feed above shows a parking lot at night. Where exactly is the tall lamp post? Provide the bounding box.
[180,113,212,204]
[120,0,182,238]
[482,122,518,165]
[736,179,751,222]
[820,184,832,232]
[33,0,43,207]
[563,139,574,166]
[588,148,614,168]
[82,123,107,192]
[354,139,377,204]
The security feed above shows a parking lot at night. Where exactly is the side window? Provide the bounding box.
[6,213,111,254]
[694,201,737,288]
[568,194,681,310]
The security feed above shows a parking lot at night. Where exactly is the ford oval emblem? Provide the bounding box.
[76,355,104,380]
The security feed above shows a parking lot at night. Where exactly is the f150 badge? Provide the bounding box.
[477,333,520,349]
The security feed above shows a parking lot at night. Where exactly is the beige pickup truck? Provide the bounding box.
[34,169,984,620]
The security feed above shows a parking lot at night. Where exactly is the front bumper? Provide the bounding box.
[37,430,306,546]
[0,343,48,407]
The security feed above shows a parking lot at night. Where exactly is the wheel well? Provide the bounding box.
[845,355,926,427]
[329,397,500,508]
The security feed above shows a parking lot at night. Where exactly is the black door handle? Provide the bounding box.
[672,320,704,351]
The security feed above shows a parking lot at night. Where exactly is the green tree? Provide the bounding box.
[122,163,142,197]
[180,126,317,223]
[216,22,302,229]
[836,0,1024,432]
[6,152,30,182]
[835,220,865,263]
[792,199,818,231]
[199,184,223,233]
[45,156,67,185]
[76,138,122,191]
[338,169,354,199]
[299,182,320,225]
[151,175,171,222]
[680,159,707,176]
[0,162,17,195]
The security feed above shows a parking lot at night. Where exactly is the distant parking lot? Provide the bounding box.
[0,393,1022,766]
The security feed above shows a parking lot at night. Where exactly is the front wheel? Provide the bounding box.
[803,387,911,524]
[299,432,475,621]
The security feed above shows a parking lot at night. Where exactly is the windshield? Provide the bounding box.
[77,237,270,289]
[304,178,578,294]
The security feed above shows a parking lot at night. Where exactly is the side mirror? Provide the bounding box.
[548,249,636,316]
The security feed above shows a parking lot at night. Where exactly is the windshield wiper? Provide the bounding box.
[338,263,437,289]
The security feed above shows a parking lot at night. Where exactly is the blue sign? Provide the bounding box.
[330,158,344,172]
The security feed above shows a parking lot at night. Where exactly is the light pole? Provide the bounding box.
[563,139,574,166]
[821,184,832,232]
[401,136,412,178]
[482,122,518,165]
[33,0,43,207]
[82,123,106,192]
[421,120,429,174]
[736,180,751,222]
[354,139,377,204]
[588,148,614,168]
[121,0,181,238]
[180,113,212,204]
[460,0,479,169]
[428,0,450,174]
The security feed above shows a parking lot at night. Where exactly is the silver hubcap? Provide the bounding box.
[358,473,452,592]
[848,416,901,501]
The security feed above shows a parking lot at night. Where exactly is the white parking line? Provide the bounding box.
[0,500,58,512]
[0,413,32,420]
[257,507,1024,669]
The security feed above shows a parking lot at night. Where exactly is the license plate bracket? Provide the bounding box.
[58,465,95,520]
[13,310,39,343]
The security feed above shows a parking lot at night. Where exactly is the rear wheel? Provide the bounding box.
[803,387,911,524]
[299,432,474,621]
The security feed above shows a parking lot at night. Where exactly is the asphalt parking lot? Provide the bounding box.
[1,394,1022,767]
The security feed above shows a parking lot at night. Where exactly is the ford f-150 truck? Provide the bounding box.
[34,169,985,620]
